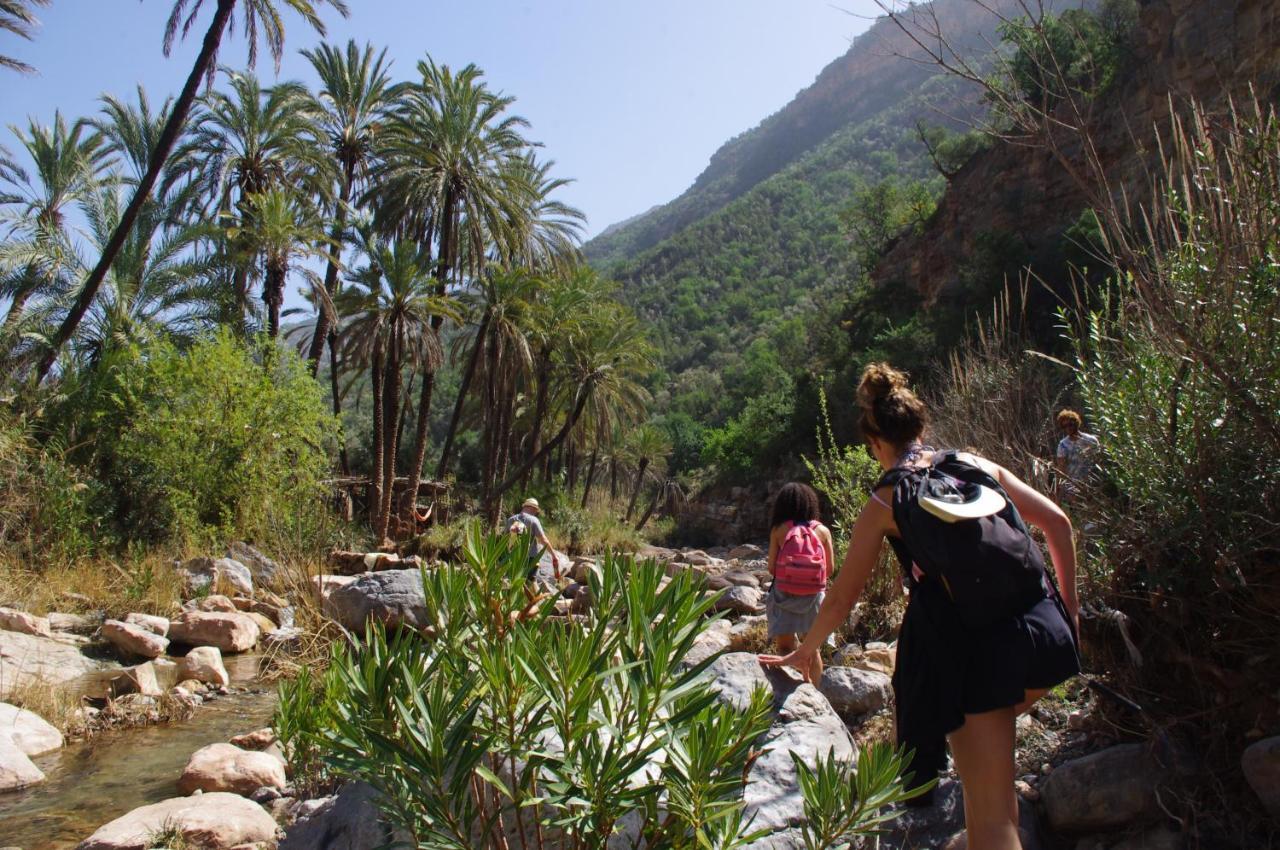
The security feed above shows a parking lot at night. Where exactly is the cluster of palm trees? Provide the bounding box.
[1,0,678,542]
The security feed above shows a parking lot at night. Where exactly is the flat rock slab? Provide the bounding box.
[0,629,119,700]
[0,607,51,637]
[1041,743,1167,833]
[178,742,287,795]
[0,702,63,755]
[703,653,855,841]
[77,792,277,850]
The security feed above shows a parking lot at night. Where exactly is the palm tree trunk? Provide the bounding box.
[2,279,36,334]
[625,458,649,522]
[635,484,663,531]
[527,350,551,464]
[580,448,599,508]
[566,437,578,493]
[369,338,385,531]
[481,328,500,509]
[376,340,402,542]
[609,457,618,502]
[306,170,353,372]
[395,368,416,457]
[400,366,435,525]
[264,262,285,339]
[34,0,236,385]
[492,381,593,501]
[328,330,350,476]
[435,309,489,480]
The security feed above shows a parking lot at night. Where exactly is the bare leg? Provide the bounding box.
[948,707,1021,850]
[800,632,823,683]
[1014,687,1050,716]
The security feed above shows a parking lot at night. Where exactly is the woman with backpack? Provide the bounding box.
[765,483,836,683]
[760,363,1079,850]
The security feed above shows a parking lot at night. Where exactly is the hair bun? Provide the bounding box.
[857,362,910,408]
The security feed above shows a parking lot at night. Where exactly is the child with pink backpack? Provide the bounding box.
[765,482,836,683]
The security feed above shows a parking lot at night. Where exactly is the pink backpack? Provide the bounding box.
[774,521,828,595]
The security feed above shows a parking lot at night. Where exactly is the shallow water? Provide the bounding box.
[0,655,278,850]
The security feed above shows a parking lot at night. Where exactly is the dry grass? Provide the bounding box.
[728,620,771,654]
[3,676,84,733]
[0,552,185,619]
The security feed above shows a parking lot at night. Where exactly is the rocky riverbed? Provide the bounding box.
[0,541,1275,849]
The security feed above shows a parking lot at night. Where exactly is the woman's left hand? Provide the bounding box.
[759,646,819,684]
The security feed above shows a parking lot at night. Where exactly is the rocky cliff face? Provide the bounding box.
[875,0,1280,303]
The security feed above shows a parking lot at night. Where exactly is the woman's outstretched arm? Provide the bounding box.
[759,494,891,681]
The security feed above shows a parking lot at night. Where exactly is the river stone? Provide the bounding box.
[680,619,733,669]
[326,569,428,631]
[101,619,169,660]
[311,574,356,602]
[819,666,892,716]
[0,629,118,699]
[0,607,52,638]
[0,733,45,792]
[713,585,765,615]
[723,571,761,588]
[0,702,63,755]
[729,544,766,560]
[197,595,240,613]
[229,728,276,750]
[227,542,282,585]
[244,612,277,636]
[123,612,169,637]
[1041,743,1166,833]
[636,544,677,563]
[1242,735,1280,817]
[78,791,277,850]
[168,611,260,653]
[178,742,287,795]
[108,662,164,698]
[48,612,98,634]
[177,646,230,687]
[280,781,398,850]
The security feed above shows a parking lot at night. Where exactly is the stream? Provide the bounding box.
[0,655,278,850]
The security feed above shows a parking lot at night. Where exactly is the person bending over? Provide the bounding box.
[761,363,1079,850]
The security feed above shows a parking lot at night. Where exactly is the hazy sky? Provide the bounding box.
[2,0,883,238]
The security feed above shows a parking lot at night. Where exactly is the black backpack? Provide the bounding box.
[877,451,1047,627]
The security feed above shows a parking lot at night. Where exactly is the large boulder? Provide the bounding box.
[280,782,399,850]
[177,646,230,687]
[729,544,766,561]
[0,607,52,637]
[196,595,240,614]
[819,666,892,716]
[178,742,287,795]
[0,733,45,792]
[0,702,63,755]
[77,792,277,850]
[107,662,165,698]
[703,653,855,840]
[713,585,765,615]
[326,569,429,632]
[227,541,282,585]
[680,619,734,669]
[1040,743,1168,833]
[168,611,260,653]
[0,629,118,699]
[100,619,169,660]
[1242,735,1280,818]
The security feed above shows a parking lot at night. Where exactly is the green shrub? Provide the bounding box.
[62,331,337,547]
[0,414,101,562]
[311,529,923,848]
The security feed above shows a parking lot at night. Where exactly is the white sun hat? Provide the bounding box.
[918,475,1006,523]
[521,497,541,514]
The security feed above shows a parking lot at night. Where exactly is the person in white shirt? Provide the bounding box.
[1054,409,1100,503]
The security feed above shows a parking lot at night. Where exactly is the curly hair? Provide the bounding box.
[770,482,821,529]
[1056,409,1083,430]
[857,362,928,447]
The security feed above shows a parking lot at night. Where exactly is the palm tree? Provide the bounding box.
[337,229,454,541]
[34,0,349,384]
[178,70,328,330]
[624,423,671,522]
[0,0,50,73]
[301,40,396,371]
[491,304,653,504]
[0,114,106,347]
[229,188,330,338]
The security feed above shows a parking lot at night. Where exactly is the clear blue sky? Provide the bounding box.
[3,0,882,238]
